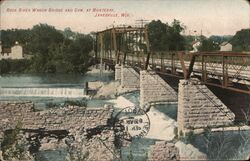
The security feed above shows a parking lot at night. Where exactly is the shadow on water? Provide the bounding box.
[122,91,140,106]
[153,104,177,121]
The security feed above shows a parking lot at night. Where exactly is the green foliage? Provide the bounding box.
[198,37,220,52]
[45,102,60,108]
[45,99,87,108]
[1,121,24,160]
[63,99,87,107]
[62,27,77,40]
[147,19,185,51]
[0,59,32,74]
[127,150,134,161]
[0,59,10,74]
[209,35,233,44]
[231,28,250,51]
[0,29,32,49]
[28,24,64,54]
[184,35,196,51]
[1,24,94,74]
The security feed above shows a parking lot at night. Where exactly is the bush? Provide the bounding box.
[0,59,10,74]
[1,121,24,160]
[45,102,60,108]
[0,59,32,74]
[63,99,87,107]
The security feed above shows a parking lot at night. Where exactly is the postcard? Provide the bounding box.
[0,0,249,161]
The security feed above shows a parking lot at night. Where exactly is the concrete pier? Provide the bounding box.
[177,79,235,133]
[140,70,177,107]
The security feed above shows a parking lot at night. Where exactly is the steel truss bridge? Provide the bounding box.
[95,27,250,95]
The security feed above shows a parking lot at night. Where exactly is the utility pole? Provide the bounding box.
[136,19,149,28]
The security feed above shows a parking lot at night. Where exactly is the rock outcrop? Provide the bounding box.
[148,141,180,161]
[0,102,117,161]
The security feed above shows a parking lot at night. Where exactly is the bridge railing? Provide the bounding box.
[97,51,250,94]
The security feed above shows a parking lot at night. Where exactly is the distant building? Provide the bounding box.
[190,40,201,53]
[220,42,232,51]
[0,41,24,60]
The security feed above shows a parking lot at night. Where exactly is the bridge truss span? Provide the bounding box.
[95,27,250,94]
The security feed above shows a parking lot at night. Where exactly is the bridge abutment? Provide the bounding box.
[140,70,177,107]
[177,79,235,134]
[120,65,140,90]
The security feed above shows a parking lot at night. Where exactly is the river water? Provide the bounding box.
[0,72,113,110]
[0,72,249,161]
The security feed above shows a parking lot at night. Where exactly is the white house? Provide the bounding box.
[220,42,232,51]
[0,41,24,60]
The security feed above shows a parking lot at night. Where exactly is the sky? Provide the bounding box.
[0,0,249,36]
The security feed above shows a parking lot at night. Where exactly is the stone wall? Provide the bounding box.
[177,79,235,133]
[0,102,113,132]
[148,141,180,161]
[121,65,140,90]
[115,64,121,81]
[140,70,177,107]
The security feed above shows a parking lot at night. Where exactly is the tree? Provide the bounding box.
[198,37,220,52]
[29,23,64,55]
[167,19,185,51]
[0,29,32,48]
[1,24,94,74]
[209,35,233,44]
[147,19,186,51]
[63,27,76,40]
[183,35,196,51]
[231,29,250,51]
[65,34,93,73]
[147,20,168,51]
[0,59,10,74]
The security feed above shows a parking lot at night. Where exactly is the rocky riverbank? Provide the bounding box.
[0,102,118,161]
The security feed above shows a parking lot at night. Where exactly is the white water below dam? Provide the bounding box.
[0,87,87,98]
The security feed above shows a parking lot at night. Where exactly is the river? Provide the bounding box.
[0,72,113,110]
[0,71,249,161]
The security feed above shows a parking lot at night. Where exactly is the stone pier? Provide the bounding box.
[121,65,140,90]
[177,79,235,133]
[115,64,121,81]
[140,70,177,107]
